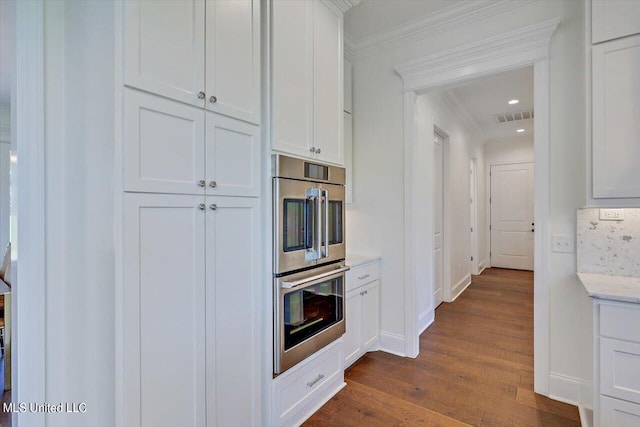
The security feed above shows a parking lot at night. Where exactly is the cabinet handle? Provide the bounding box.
[198,203,206,211]
[316,148,321,154]
[360,291,365,296]
[198,180,206,187]
[209,180,217,188]
[210,204,217,211]
[306,374,325,388]
[358,274,370,280]
[310,147,316,153]
[209,95,217,104]
[198,91,206,100]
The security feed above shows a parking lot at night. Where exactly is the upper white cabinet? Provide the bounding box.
[124,89,260,197]
[271,0,344,165]
[592,34,640,198]
[592,0,640,44]
[124,0,260,124]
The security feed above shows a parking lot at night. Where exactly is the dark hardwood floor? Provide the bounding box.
[305,268,580,427]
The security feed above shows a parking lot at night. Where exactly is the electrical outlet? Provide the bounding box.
[599,209,624,221]
[552,235,574,254]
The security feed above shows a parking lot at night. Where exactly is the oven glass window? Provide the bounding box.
[283,277,344,351]
[327,201,343,245]
[283,199,313,252]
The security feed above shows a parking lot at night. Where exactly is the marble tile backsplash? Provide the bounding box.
[577,209,640,277]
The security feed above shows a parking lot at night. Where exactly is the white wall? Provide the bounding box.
[43,2,115,425]
[0,104,10,253]
[348,0,591,405]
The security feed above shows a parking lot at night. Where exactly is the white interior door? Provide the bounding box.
[433,133,444,307]
[490,162,534,271]
[470,159,477,275]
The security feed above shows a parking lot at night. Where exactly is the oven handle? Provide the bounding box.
[316,188,323,259]
[322,188,329,258]
[281,266,350,290]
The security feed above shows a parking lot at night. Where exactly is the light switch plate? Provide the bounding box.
[552,235,574,253]
[599,209,624,221]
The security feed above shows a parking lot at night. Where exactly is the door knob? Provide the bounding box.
[198,180,206,187]
[198,91,206,100]
[209,95,217,104]
[209,180,217,188]
[310,147,316,153]
[210,204,217,211]
[198,203,206,210]
[316,148,321,154]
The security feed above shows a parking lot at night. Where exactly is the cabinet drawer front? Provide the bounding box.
[274,341,342,420]
[600,303,640,342]
[601,338,640,404]
[346,262,380,292]
[600,396,640,427]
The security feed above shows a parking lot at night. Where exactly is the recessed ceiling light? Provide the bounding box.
[516,129,525,133]
[508,99,520,105]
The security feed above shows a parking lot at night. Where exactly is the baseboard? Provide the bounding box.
[579,406,593,427]
[450,273,472,302]
[549,372,582,407]
[378,331,406,357]
[417,308,435,335]
[477,260,487,275]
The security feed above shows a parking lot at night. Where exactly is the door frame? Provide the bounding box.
[432,126,449,306]
[469,158,478,275]
[395,18,559,396]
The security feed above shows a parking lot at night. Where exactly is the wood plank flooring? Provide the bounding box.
[304,268,580,427]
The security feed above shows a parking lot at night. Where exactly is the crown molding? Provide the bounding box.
[330,0,362,14]
[349,0,537,59]
[395,18,560,92]
[438,90,485,140]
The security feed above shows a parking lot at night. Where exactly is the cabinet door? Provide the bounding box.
[205,0,260,124]
[592,0,640,44]
[592,35,640,198]
[344,112,353,204]
[206,197,260,427]
[362,281,380,351]
[271,0,314,158]
[124,0,205,107]
[124,90,205,195]
[313,0,343,165]
[344,288,364,368]
[600,396,640,427]
[123,194,206,427]
[205,112,260,197]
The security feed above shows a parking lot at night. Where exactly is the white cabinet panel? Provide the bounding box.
[600,396,640,427]
[362,281,380,350]
[123,194,206,427]
[206,197,260,427]
[344,58,352,114]
[206,0,260,124]
[345,259,379,292]
[313,0,343,165]
[271,0,314,158]
[601,337,640,404]
[205,113,260,197]
[600,303,640,342]
[124,0,205,107]
[592,0,640,44]
[344,112,353,205]
[344,288,363,367]
[124,90,205,195]
[592,34,640,198]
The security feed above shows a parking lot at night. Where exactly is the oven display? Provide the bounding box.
[304,162,328,180]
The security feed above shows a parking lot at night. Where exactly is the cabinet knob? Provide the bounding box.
[210,204,217,211]
[198,91,206,100]
[209,95,217,104]
[198,203,206,211]
[316,148,321,154]
[209,180,217,188]
[310,147,316,153]
[198,180,206,187]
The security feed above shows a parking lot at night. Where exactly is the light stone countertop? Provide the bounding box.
[346,254,381,268]
[577,272,640,304]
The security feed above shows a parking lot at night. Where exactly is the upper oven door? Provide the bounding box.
[274,178,321,275]
[318,182,345,267]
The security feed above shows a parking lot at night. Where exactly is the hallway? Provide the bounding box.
[305,268,581,426]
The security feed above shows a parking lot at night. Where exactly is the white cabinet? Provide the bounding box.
[271,0,344,165]
[124,0,260,124]
[593,300,640,427]
[344,259,380,368]
[592,0,640,44]
[344,112,353,204]
[592,34,640,198]
[123,193,261,427]
[124,89,260,197]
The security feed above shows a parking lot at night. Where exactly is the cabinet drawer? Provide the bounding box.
[346,262,379,292]
[601,337,640,404]
[600,396,640,427]
[600,304,640,343]
[273,340,343,422]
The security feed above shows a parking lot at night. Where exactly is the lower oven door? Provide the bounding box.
[274,264,349,374]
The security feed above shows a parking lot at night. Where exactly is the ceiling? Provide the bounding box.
[0,0,14,107]
[344,0,467,41]
[447,66,534,141]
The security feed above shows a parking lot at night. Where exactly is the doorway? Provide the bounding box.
[432,129,445,308]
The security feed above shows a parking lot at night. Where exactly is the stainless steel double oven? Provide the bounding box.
[273,155,348,374]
